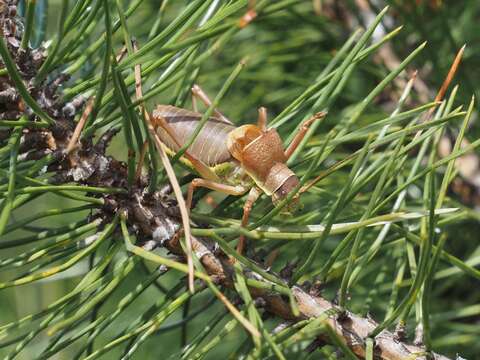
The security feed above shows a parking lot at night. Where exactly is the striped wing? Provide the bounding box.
[153,105,235,166]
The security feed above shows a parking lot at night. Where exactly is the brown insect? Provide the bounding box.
[151,85,325,253]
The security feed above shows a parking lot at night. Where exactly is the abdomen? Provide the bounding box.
[153,105,235,166]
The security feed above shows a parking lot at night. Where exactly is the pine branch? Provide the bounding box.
[144,229,450,360]
[1,1,477,359]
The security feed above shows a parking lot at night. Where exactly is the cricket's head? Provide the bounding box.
[269,164,302,214]
[227,125,302,213]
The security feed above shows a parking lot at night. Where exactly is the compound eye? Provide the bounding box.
[272,175,299,204]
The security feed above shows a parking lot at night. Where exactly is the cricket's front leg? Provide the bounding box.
[237,186,262,255]
[284,111,327,159]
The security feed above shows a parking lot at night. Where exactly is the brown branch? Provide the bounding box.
[162,235,451,360]
[65,96,94,154]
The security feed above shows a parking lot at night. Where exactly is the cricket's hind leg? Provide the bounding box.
[191,84,232,124]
